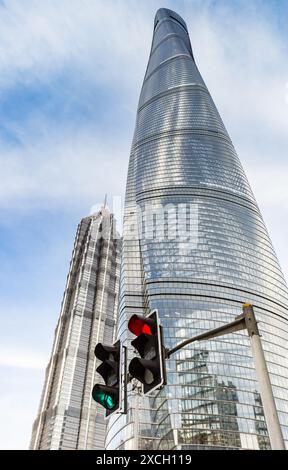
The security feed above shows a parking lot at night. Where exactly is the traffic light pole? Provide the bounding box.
[123,345,128,415]
[165,304,285,450]
[131,380,142,450]
[245,307,285,451]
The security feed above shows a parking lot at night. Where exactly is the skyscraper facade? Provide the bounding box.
[105,8,288,450]
[30,208,120,450]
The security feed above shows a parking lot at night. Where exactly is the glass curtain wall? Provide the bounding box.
[106,8,288,450]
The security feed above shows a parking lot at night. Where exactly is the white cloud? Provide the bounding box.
[0,367,44,449]
[0,0,287,214]
[0,0,152,91]
[247,165,288,207]
[0,123,128,209]
[187,2,288,139]
[0,348,46,370]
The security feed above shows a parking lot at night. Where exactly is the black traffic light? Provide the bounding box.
[92,340,123,418]
[128,309,166,395]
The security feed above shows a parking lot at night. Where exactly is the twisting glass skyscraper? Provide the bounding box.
[30,207,120,450]
[106,8,288,450]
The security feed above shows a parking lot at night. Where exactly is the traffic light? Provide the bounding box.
[92,340,123,418]
[128,309,166,395]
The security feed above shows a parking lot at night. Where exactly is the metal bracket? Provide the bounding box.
[242,303,260,337]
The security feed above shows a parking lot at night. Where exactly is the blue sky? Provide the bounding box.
[0,0,287,449]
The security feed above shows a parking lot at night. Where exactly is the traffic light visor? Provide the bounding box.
[129,357,158,385]
[94,343,119,361]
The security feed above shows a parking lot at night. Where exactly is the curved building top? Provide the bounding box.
[154,8,188,31]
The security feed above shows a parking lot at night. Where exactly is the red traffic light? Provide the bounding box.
[128,310,166,395]
[128,314,155,336]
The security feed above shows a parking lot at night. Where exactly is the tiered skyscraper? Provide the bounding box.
[105,8,288,450]
[30,208,120,450]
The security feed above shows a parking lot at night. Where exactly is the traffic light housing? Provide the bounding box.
[128,309,166,395]
[92,340,123,418]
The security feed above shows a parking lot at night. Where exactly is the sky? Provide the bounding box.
[0,0,287,449]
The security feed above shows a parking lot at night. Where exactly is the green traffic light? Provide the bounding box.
[93,388,115,410]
